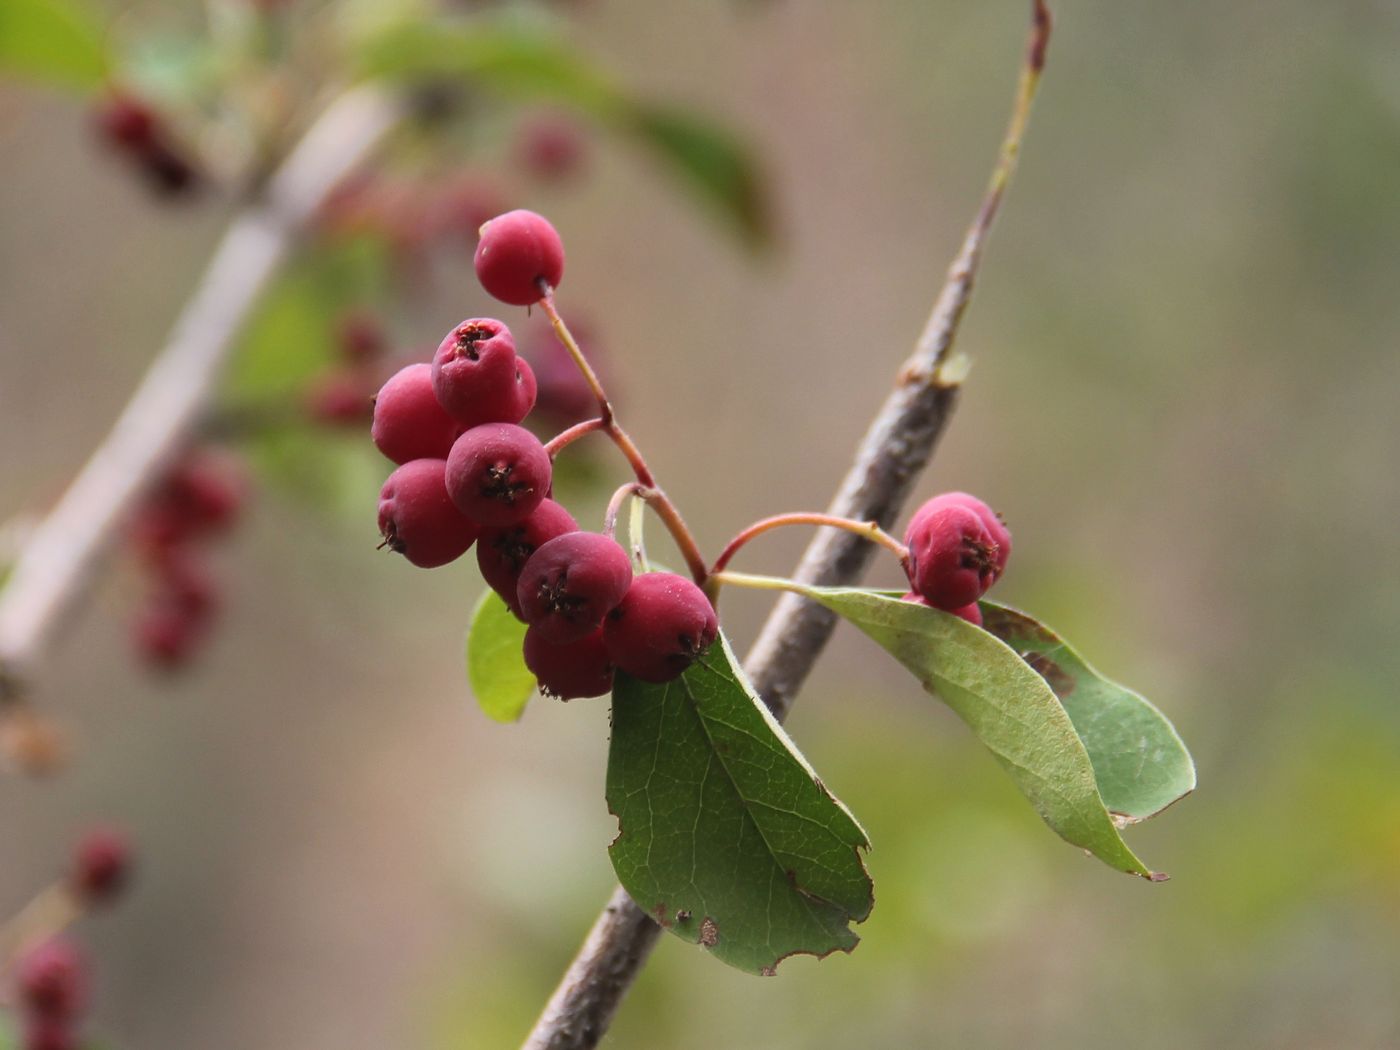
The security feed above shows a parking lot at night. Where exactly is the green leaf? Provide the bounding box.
[356,16,772,247]
[356,19,625,118]
[627,106,771,248]
[607,632,872,975]
[979,601,1196,823]
[803,586,1170,879]
[466,590,534,723]
[0,0,109,91]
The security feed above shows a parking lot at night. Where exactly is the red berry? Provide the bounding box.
[306,369,374,426]
[512,356,538,420]
[22,1017,78,1050]
[132,581,213,669]
[371,363,462,465]
[432,175,508,245]
[900,591,983,627]
[604,573,718,683]
[913,492,1012,578]
[903,503,1000,610]
[377,459,480,568]
[430,319,524,426]
[94,94,156,150]
[16,938,87,1021]
[335,310,386,364]
[516,113,587,182]
[136,451,246,549]
[476,499,578,618]
[522,627,614,700]
[71,827,132,905]
[516,532,633,644]
[473,210,565,305]
[444,423,551,527]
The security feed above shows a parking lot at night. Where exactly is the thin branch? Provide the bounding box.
[520,4,1052,1047]
[0,86,402,705]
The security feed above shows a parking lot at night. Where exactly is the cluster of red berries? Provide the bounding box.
[8,829,132,1050]
[92,93,199,199]
[900,491,1012,626]
[126,450,246,668]
[373,211,717,699]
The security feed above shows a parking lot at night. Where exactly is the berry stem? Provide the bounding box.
[603,483,648,539]
[543,417,608,459]
[536,291,709,587]
[710,513,909,582]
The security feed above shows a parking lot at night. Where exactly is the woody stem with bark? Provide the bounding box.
[520,4,1052,1048]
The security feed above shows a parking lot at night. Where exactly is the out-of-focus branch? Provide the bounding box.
[520,4,1052,1048]
[0,86,402,719]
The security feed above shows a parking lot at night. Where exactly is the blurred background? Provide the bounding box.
[3,1,1400,1047]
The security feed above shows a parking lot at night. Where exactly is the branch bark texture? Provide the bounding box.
[0,86,401,696]
[522,4,1051,1047]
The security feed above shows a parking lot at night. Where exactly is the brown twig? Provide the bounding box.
[0,87,403,725]
[520,4,1052,1047]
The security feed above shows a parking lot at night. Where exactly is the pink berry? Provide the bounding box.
[914,491,1012,578]
[377,459,480,568]
[522,627,614,700]
[306,369,374,426]
[604,573,718,683]
[371,363,462,464]
[444,423,551,527]
[94,94,156,150]
[335,310,386,363]
[516,113,587,182]
[900,591,983,627]
[473,209,565,305]
[71,827,132,905]
[512,356,538,420]
[903,503,1000,610]
[22,1017,78,1050]
[430,318,524,426]
[132,591,211,669]
[16,938,86,1021]
[476,499,579,618]
[516,532,633,644]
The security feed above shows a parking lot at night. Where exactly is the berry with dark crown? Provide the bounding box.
[431,318,525,426]
[604,572,718,683]
[378,459,480,568]
[477,499,579,618]
[445,423,551,527]
[516,532,632,644]
[904,501,1001,610]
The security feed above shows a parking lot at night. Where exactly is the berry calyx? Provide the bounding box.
[915,491,1012,578]
[445,423,551,527]
[904,502,1000,610]
[71,827,132,905]
[16,939,87,1021]
[516,532,633,644]
[378,459,481,568]
[372,364,463,465]
[522,626,614,700]
[473,209,565,305]
[476,499,579,618]
[604,572,718,683]
[430,318,524,426]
